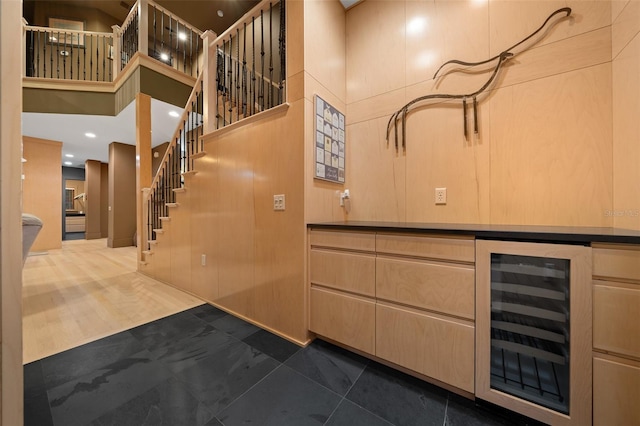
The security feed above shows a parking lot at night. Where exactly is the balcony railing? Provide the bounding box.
[23,0,203,83]
[24,26,114,82]
[117,0,203,78]
[212,0,286,129]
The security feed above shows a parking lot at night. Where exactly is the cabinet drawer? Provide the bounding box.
[593,281,640,358]
[310,249,375,297]
[310,287,375,355]
[593,245,640,282]
[376,234,474,263]
[593,356,640,426]
[375,303,475,392]
[310,230,375,252]
[376,256,475,320]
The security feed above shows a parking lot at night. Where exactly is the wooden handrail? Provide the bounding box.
[24,25,114,38]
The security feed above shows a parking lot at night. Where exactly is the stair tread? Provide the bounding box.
[148,240,158,245]
[166,202,180,207]
[190,151,206,159]
[159,216,171,221]
[181,171,198,177]
[172,188,186,193]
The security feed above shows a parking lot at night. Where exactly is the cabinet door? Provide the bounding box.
[310,249,375,297]
[376,233,475,263]
[376,256,475,319]
[375,302,475,393]
[593,281,640,359]
[310,287,375,355]
[593,355,640,426]
[310,230,375,252]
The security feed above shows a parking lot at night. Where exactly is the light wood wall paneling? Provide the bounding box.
[189,153,220,303]
[100,163,109,237]
[152,225,173,285]
[612,0,631,23]
[341,116,407,222]
[22,137,63,251]
[489,64,613,226]
[2,1,25,422]
[303,0,346,102]
[345,0,406,104]
[488,1,611,58]
[169,185,193,294]
[613,0,639,59]
[612,31,640,231]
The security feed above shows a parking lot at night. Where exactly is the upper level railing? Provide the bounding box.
[117,0,203,78]
[24,25,114,82]
[212,0,286,130]
[23,0,203,83]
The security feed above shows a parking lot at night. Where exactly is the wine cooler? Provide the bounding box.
[476,240,591,426]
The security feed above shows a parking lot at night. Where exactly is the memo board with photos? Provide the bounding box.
[314,95,345,183]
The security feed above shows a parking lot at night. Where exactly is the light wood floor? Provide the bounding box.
[22,238,204,364]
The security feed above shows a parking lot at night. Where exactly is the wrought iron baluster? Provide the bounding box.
[188,30,193,76]
[236,29,240,122]
[56,31,60,79]
[89,34,93,80]
[269,3,273,109]
[279,0,286,104]
[96,35,100,81]
[76,31,81,80]
[153,5,157,60]
[242,23,247,116]
[228,35,233,124]
[252,17,256,116]
[169,15,172,65]
[183,25,187,73]
[102,36,106,81]
[260,10,265,111]
[28,30,34,77]
[215,49,219,130]
[195,33,199,76]
[161,12,165,61]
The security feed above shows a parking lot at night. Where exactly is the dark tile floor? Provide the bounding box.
[25,304,544,426]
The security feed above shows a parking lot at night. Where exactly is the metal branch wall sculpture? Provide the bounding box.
[386,7,572,151]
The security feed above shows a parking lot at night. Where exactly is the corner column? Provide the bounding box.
[201,30,217,134]
[136,93,152,266]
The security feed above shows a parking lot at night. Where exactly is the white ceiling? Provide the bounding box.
[22,98,183,168]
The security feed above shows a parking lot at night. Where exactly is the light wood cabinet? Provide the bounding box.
[309,230,376,354]
[592,244,640,426]
[310,249,375,296]
[376,255,475,320]
[309,287,375,354]
[309,229,476,393]
[376,302,475,392]
[65,215,85,232]
[593,355,640,426]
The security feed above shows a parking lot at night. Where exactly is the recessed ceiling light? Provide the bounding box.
[169,111,180,118]
[65,154,74,158]
[217,9,224,17]
[178,32,187,41]
[160,53,169,61]
[64,161,73,165]
[85,132,96,138]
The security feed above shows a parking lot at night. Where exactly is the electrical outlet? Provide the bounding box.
[435,187,447,205]
[273,194,285,211]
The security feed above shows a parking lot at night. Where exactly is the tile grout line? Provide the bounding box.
[442,394,450,426]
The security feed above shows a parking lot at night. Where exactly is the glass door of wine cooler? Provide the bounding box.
[475,240,591,426]
[490,253,570,413]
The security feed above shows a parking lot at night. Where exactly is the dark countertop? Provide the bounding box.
[308,221,640,245]
[65,212,86,217]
